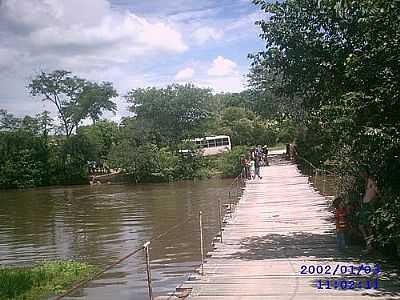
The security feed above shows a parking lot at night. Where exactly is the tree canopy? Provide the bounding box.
[29,70,117,136]
[126,84,212,146]
[250,0,400,246]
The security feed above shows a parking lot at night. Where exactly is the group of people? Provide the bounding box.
[241,146,269,180]
[334,168,380,252]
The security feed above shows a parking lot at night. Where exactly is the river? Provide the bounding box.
[0,178,237,299]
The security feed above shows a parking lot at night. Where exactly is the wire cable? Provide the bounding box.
[55,216,194,299]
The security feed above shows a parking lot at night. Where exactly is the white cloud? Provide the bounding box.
[192,27,223,45]
[225,12,263,32]
[199,74,247,93]
[0,0,260,121]
[27,14,188,66]
[0,0,190,121]
[207,56,237,76]
[0,48,20,69]
[175,67,194,81]
[0,0,188,70]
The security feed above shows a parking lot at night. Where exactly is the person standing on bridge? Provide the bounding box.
[241,155,250,180]
[249,157,256,179]
[262,145,269,166]
[254,156,262,179]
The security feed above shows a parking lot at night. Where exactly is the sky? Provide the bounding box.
[0,0,267,121]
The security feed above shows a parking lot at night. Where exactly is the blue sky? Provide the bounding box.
[0,0,266,121]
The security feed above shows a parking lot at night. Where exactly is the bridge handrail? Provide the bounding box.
[55,168,246,300]
[55,215,193,299]
[291,146,362,199]
[291,147,339,196]
[292,147,336,175]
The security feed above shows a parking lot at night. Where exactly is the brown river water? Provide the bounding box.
[0,178,237,299]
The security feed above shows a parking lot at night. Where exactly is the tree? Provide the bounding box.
[252,0,400,168]
[250,0,400,248]
[76,82,118,125]
[0,109,20,131]
[221,107,255,124]
[108,141,160,183]
[29,70,85,137]
[29,70,117,137]
[0,110,53,188]
[126,84,212,146]
[78,120,119,162]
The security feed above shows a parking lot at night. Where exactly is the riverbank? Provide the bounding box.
[85,145,252,185]
[0,261,95,300]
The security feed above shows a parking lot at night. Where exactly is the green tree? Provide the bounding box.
[29,70,117,137]
[108,141,160,183]
[0,110,52,188]
[0,109,20,130]
[78,120,119,163]
[61,133,96,184]
[29,70,85,137]
[75,82,118,125]
[250,0,400,248]
[126,84,212,146]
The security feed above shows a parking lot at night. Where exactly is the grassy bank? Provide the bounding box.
[0,261,95,300]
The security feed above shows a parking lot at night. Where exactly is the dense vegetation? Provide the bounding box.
[0,261,95,300]
[0,72,293,188]
[250,0,400,250]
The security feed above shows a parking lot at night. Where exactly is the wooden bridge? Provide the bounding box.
[169,152,399,300]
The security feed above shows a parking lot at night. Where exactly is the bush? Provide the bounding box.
[0,261,95,300]
[217,146,249,177]
[277,120,297,144]
[371,193,400,248]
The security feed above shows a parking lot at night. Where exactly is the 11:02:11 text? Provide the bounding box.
[317,278,379,290]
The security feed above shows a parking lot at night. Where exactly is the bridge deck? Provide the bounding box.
[175,154,399,300]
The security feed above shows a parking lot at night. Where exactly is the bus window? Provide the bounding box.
[207,139,216,148]
[184,136,231,156]
[222,138,230,146]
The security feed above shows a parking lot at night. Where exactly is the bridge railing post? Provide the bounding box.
[199,211,204,275]
[236,178,239,198]
[228,191,232,218]
[144,241,153,300]
[218,198,222,242]
[314,169,318,187]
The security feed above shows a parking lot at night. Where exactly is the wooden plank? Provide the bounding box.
[174,154,400,299]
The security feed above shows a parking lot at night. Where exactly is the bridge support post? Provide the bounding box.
[229,191,232,218]
[144,241,153,300]
[199,211,204,275]
[218,198,223,242]
[314,169,318,187]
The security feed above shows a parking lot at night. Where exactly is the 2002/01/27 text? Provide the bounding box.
[317,278,379,290]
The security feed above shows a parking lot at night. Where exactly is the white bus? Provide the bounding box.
[192,135,231,156]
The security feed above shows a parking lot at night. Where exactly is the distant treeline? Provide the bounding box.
[0,72,295,189]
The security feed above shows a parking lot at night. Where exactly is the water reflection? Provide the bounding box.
[0,179,234,299]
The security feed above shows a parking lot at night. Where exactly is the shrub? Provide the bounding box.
[218,146,249,177]
[0,261,95,300]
